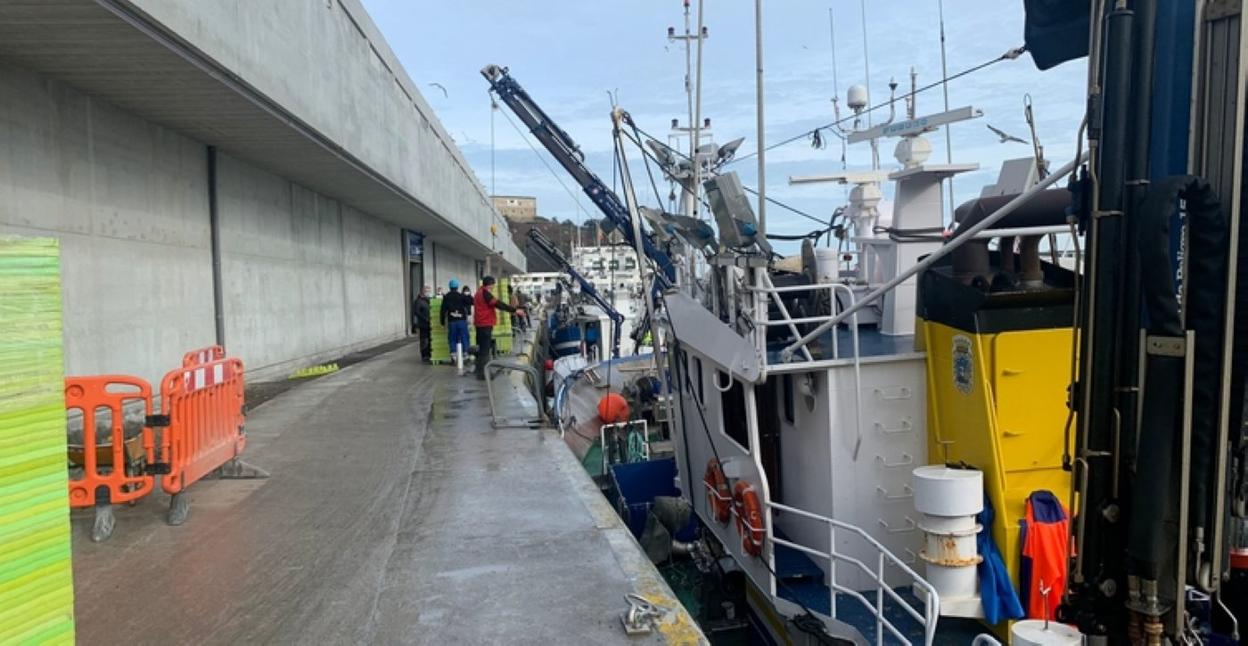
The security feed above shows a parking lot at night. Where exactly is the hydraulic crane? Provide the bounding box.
[1031,2,1247,642]
[482,64,677,287]
[526,228,625,359]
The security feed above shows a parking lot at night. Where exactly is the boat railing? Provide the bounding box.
[774,152,1085,363]
[748,275,867,458]
[765,500,940,645]
[747,274,864,368]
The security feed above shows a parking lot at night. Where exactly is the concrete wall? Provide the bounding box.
[0,59,427,384]
[426,242,479,294]
[124,0,523,265]
[216,154,406,379]
[0,61,215,386]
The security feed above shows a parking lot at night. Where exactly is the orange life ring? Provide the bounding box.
[703,459,731,523]
[733,481,765,557]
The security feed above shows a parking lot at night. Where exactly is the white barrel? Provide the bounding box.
[814,247,840,283]
[913,465,984,613]
[923,562,978,600]
[913,466,983,517]
[1011,620,1082,645]
[920,523,981,565]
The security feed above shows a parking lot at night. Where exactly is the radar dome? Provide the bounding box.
[846,84,869,111]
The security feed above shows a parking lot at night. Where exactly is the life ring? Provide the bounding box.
[703,459,731,523]
[733,481,765,557]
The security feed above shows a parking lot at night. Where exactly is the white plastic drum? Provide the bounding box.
[912,466,983,517]
[814,247,840,283]
[1011,620,1082,645]
[923,562,978,599]
[913,465,984,614]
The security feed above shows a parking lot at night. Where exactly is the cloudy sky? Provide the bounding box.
[361,0,1087,252]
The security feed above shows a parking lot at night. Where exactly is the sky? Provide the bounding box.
[360,0,1088,254]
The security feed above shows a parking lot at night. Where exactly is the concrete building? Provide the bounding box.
[0,0,523,384]
[491,195,538,221]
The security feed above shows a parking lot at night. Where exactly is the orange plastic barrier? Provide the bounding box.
[64,349,252,539]
[65,375,163,541]
[159,357,247,496]
[182,344,225,367]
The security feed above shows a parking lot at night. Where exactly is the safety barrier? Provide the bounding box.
[65,347,261,541]
[65,376,162,542]
[182,344,225,367]
[159,357,248,520]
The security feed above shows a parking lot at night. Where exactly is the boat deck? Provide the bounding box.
[766,327,922,366]
[69,341,703,645]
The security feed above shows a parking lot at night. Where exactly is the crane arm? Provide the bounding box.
[482,64,676,285]
[526,228,624,358]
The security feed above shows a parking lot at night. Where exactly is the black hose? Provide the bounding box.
[1126,176,1224,581]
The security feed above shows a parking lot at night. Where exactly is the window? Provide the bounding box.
[694,358,704,403]
[720,371,750,451]
[782,375,795,424]
[609,260,620,270]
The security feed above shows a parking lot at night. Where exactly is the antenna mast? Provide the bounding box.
[937,0,955,221]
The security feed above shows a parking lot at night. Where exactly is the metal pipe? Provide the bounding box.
[780,152,1086,361]
[691,0,705,219]
[1210,0,1247,588]
[207,145,225,348]
[754,0,766,235]
[969,225,1069,239]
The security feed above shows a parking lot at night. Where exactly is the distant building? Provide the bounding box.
[492,195,538,221]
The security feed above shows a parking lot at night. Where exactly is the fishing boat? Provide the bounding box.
[485,0,1248,643]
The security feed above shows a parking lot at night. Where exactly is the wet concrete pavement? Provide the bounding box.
[70,342,702,645]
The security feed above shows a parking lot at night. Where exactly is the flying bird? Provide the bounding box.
[987,124,1028,145]
[428,82,448,98]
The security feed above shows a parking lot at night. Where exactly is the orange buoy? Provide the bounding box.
[597,392,630,423]
[733,481,765,557]
[703,459,731,523]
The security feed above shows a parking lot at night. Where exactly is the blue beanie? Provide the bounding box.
[449,278,460,290]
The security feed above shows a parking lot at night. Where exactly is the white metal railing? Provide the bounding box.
[748,275,866,459]
[701,478,939,645]
[767,501,940,646]
[748,273,864,367]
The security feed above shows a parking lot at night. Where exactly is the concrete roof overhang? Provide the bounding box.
[0,0,523,273]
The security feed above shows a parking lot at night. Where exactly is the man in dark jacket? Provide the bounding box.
[413,285,432,363]
[473,276,523,380]
[440,278,471,366]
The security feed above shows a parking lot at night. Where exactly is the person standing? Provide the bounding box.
[440,278,471,366]
[473,276,523,380]
[514,288,531,331]
[413,285,432,363]
[461,284,474,321]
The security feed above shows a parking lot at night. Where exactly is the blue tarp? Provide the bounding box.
[978,493,1025,624]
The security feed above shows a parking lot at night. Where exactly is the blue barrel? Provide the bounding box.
[550,324,582,357]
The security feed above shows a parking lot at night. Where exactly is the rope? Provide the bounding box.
[496,104,592,224]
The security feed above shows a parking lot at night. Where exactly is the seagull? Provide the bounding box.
[428,82,448,98]
[987,124,1028,145]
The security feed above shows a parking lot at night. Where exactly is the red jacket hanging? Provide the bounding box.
[1019,490,1070,621]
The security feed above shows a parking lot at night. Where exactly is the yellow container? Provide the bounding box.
[922,321,1075,586]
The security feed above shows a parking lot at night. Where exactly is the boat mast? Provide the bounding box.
[753,0,765,236]
[937,0,955,222]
